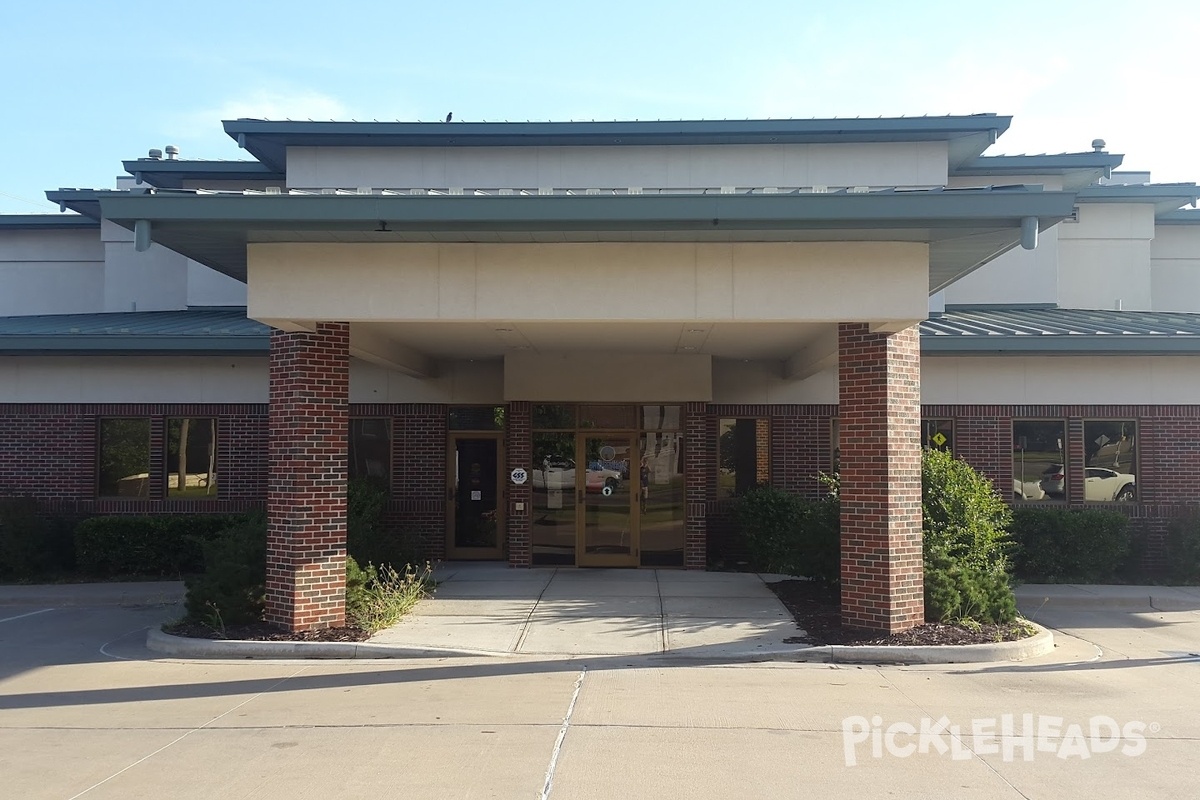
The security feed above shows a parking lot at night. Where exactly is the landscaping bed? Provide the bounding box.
[767,579,1036,647]
[164,620,371,642]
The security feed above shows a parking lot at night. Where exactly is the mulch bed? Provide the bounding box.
[164,620,370,643]
[766,579,1035,646]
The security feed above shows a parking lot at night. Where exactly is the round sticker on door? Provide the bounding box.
[601,485,614,497]
[510,467,528,485]
[599,445,616,461]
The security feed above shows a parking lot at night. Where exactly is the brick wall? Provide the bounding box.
[683,401,709,569]
[837,324,924,633]
[265,322,350,631]
[506,401,532,567]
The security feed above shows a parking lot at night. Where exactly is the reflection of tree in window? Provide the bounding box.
[533,404,575,430]
[349,419,390,489]
[167,418,217,498]
[99,419,151,497]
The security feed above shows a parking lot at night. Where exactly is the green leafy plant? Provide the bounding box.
[347,479,420,569]
[921,449,1017,624]
[345,555,432,633]
[0,496,75,580]
[1165,512,1200,584]
[1008,507,1132,582]
[732,485,839,583]
[75,514,242,577]
[183,515,267,626]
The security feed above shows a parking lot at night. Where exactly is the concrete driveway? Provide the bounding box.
[1,584,1199,798]
[373,564,801,657]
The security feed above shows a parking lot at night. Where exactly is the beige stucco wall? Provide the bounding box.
[504,353,711,401]
[247,241,929,326]
[1150,225,1200,312]
[0,356,269,403]
[941,224,1060,307]
[922,355,1200,405]
[711,359,837,404]
[286,142,949,190]
[0,228,105,316]
[1057,203,1155,311]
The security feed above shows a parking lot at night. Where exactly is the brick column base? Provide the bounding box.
[838,323,923,633]
[506,401,532,567]
[265,322,349,631]
[684,401,709,570]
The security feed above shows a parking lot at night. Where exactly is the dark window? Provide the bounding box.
[349,418,391,487]
[718,418,770,498]
[579,404,637,430]
[1084,421,1137,502]
[449,406,505,431]
[641,405,683,431]
[98,418,151,498]
[923,419,953,452]
[533,404,576,430]
[1013,420,1065,501]
[167,418,217,498]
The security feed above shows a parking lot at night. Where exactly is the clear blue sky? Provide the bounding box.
[2,0,1197,213]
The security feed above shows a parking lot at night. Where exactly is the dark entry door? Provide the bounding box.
[446,435,505,559]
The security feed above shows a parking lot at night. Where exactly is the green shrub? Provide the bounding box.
[921,449,1017,624]
[183,515,267,627]
[1009,507,1132,582]
[0,496,75,579]
[345,555,432,633]
[75,514,242,577]
[347,479,419,569]
[1165,513,1200,584]
[732,485,839,583]
[924,552,1017,623]
[921,448,1013,572]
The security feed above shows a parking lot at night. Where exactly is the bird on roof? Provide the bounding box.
[445,112,453,123]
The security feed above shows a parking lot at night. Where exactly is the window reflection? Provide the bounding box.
[349,418,390,488]
[1013,420,1065,501]
[923,419,953,452]
[1084,421,1137,502]
[718,418,770,498]
[167,418,217,498]
[98,418,151,498]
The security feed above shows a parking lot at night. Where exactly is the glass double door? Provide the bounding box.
[531,432,640,567]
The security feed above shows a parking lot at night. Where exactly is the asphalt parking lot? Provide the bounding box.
[1,591,1198,799]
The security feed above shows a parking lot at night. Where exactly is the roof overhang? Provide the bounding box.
[954,152,1124,190]
[0,213,99,230]
[78,186,1076,292]
[224,115,1011,173]
[1077,183,1200,214]
[121,159,284,189]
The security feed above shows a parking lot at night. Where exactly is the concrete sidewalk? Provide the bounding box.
[370,564,802,658]
[1015,583,1200,612]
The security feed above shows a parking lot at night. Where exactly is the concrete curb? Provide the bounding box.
[147,624,1054,664]
[787,623,1055,665]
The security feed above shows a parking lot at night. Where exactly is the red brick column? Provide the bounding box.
[838,323,923,633]
[684,401,709,570]
[266,322,350,631]
[506,401,532,567]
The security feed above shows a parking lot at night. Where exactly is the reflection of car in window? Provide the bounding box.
[531,458,622,493]
[1084,467,1136,502]
[1013,479,1046,500]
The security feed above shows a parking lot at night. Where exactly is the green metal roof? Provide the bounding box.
[0,214,100,230]
[0,308,269,354]
[73,184,1076,292]
[3,306,1198,357]
[122,159,284,189]
[225,115,1012,172]
[1159,209,1200,225]
[955,152,1124,176]
[1075,183,1199,214]
[923,307,1200,354]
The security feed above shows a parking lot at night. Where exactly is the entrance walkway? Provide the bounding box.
[370,563,802,658]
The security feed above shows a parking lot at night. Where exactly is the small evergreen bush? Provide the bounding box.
[347,479,420,569]
[183,515,267,627]
[1008,507,1132,582]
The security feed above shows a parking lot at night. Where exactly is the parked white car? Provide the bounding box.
[1084,467,1136,502]
[531,458,622,495]
[1013,479,1046,500]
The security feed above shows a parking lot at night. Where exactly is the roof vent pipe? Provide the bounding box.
[1020,216,1038,250]
[147,149,162,160]
[165,145,179,160]
[1092,138,1107,153]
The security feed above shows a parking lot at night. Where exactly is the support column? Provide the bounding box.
[265,322,350,631]
[684,401,709,570]
[506,401,532,567]
[838,323,923,633]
